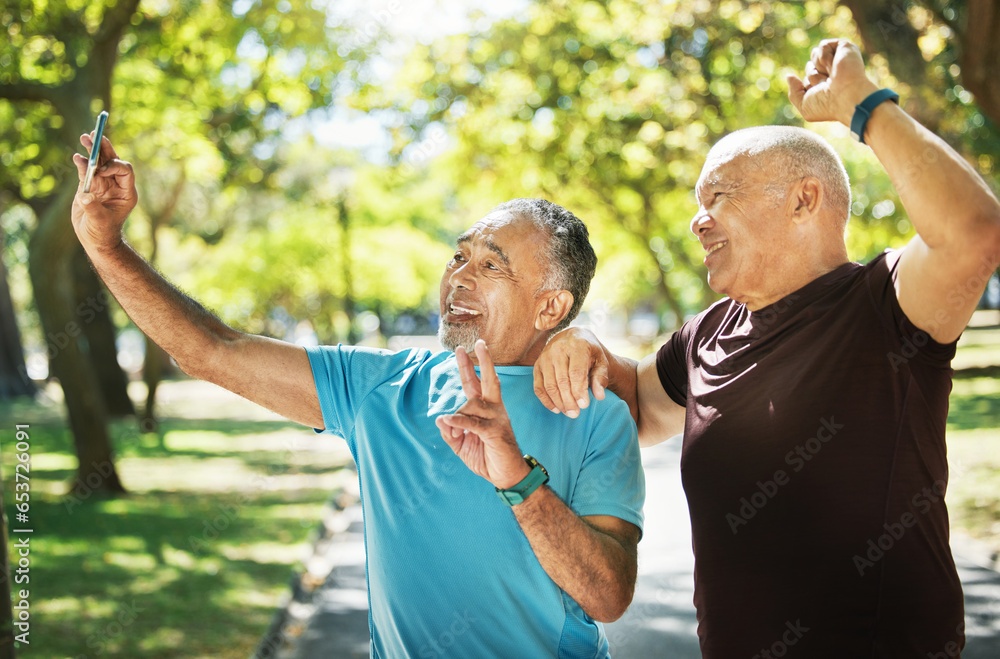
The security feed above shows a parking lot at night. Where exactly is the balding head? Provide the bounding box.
[706,126,851,229]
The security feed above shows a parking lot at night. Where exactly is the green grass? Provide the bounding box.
[1,380,354,658]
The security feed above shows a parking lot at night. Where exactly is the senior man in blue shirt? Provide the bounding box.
[70,139,645,658]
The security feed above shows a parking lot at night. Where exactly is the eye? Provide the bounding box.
[450,252,466,264]
[485,261,499,270]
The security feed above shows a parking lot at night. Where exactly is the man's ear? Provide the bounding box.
[790,176,824,225]
[535,290,574,331]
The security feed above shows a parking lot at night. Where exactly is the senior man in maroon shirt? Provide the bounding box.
[534,39,1000,658]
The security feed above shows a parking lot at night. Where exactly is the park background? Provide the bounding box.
[1,0,1000,656]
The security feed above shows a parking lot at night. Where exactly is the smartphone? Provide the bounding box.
[82,110,109,193]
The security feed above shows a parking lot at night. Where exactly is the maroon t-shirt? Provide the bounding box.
[656,250,964,658]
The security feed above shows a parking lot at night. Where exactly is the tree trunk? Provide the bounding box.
[27,182,125,496]
[71,246,135,417]
[141,338,168,434]
[0,221,34,400]
[955,0,1000,129]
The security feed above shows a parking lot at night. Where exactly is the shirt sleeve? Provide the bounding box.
[569,395,645,535]
[305,345,422,438]
[655,323,695,407]
[867,249,958,366]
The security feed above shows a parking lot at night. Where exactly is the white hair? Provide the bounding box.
[708,126,852,225]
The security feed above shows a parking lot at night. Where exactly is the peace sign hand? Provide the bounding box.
[435,340,532,490]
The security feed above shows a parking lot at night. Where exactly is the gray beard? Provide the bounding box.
[438,321,480,355]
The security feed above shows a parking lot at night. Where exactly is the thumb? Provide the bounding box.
[786,72,806,110]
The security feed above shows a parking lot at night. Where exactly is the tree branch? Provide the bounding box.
[0,81,59,103]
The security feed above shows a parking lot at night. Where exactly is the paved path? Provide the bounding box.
[271,440,1000,658]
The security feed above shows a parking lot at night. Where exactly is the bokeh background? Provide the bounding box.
[1,0,999,656]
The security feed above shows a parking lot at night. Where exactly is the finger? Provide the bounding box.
[552,355,580,418]
[816,39,841,76]
[435,416,464,452]
[455,397,493,419]
[590,357,609,401]
[98,160,131,178]
[474,340,501,404]
[440,413,490,439]
[533,363,559,413]
[72,152,88,180]
[99,134,120,164]
[454,346,483,400]
[786,73,806,109]
[540,359,576,417]
[566,349,593,410]
[804,61,826,87]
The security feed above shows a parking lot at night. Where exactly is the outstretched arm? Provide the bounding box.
[437,340,640,622]
[71,134,323,428]
[788,39,1000,343]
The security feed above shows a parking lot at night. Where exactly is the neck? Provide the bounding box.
[732,247,848,311]
[741,257,849,310]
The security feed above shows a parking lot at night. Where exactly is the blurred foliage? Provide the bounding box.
[359,0,1000,327]
[3,0,1000,341]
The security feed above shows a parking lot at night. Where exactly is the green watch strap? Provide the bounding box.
[496,455,549,506]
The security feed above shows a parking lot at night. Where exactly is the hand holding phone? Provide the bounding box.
[83,110,109,193]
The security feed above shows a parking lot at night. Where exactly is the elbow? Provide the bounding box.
[586,584,635,623]
[173,334,237,384]
[985,210,1000,263]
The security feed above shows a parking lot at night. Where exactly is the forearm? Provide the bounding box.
[512,487,637,622]
[86,240,238,377]
[865,102,1000,249]
[604,350,639,422]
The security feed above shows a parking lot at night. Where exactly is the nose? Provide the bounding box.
[448,261,477,291]
[690,209,715,237]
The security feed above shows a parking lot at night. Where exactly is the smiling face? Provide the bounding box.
[438,211,567,365]
[691,154,803,308]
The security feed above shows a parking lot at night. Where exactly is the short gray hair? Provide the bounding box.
[709,126,851,225]
[491,198,597,333]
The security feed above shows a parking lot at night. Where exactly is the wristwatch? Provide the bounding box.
[496,455,549,506]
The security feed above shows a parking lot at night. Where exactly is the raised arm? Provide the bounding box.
[533,328,684,445]
[788,39,1000,343]
[71,134,323,428]
[438,341,639,622]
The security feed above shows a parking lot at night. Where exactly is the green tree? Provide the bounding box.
[364,0,999,328]
[0,0,363,494]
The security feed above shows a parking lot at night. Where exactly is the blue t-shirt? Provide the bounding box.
[306,346,645,658]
